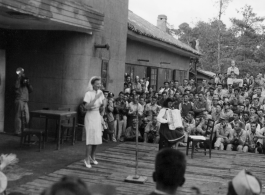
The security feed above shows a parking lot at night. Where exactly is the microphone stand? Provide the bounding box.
[125,101,147,184]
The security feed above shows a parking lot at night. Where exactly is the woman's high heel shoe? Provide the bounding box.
[90,156,98,165]
[84,159,92,168]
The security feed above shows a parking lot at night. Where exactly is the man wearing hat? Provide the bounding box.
[227,170,262,195]
[214,116,232,150]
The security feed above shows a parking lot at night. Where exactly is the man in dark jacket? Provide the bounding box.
[14,72,33,135]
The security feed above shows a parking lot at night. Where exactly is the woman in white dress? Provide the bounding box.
[83,76,105,168]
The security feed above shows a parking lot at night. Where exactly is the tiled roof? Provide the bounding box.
[128,10,201,56]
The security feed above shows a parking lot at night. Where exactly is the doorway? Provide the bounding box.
[0,50,6,132]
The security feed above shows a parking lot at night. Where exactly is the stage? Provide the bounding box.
[11,142,265,195]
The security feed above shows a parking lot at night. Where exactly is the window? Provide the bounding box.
[101,60,108,90]
[179,70,188,85]
[150,68,158,91]
[125,64,135,81]
[164,69,173,82]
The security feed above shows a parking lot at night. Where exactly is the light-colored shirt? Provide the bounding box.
[229,129,248,145]
[214,89,226,99]
[245,123,261,133]
[84,90,105,111]
[215,123,232,138]
[211,108,221,122]
[227,66,239,76]
[159,88,174,96]
[128,102,143,116]
[246,130,262,146]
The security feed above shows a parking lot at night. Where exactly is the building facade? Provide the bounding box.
[0,0,128,132]
[126,11,201,91]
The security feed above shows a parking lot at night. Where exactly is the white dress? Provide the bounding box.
[84,90,105,145]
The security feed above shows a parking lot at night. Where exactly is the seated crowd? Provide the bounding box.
[98,64,265,154]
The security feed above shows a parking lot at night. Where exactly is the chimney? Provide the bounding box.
[157,15,167,32]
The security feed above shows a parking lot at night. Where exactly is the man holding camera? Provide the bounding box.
[227,122,248,152]
[14,69,33,136]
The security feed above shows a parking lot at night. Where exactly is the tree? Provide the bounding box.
[230,5,265,75]
[174,4,265,76]
[216,0,232,72]
[172,23,194,44]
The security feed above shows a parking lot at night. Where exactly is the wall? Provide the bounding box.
[1,0,128,132]
[126,39,190,71]
[126,39,190,89]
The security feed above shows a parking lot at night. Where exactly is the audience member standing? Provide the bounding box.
[14,71,33,135]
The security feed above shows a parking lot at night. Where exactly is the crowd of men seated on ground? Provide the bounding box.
[97,60,265,154]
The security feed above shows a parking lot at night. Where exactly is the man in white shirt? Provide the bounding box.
[159,81,173,96]
[227,60,243,87]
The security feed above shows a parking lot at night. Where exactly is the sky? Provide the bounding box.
[129,0,265,28]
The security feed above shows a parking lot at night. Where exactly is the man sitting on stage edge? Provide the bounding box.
[150,149,186,195]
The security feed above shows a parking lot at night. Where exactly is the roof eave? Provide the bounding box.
[128,30,201,58]
[197,69,215,78]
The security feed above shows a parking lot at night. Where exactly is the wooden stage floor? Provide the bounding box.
[11,142,265,195]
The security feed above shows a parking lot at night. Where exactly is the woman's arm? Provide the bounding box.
[157,109,168,124]
[84,91,102,110]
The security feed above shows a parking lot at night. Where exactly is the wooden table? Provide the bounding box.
[30,110,77,150]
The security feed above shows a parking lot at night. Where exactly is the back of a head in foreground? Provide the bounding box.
[41,175,91,195]
[154,149,186,188]
[227,170,262,195]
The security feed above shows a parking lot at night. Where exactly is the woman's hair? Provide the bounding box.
[162,98,173,108]
[91,77,101,85]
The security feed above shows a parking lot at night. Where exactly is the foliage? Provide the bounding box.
[174,4,265,76]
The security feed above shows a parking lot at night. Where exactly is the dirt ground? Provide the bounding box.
[0,133,119,190]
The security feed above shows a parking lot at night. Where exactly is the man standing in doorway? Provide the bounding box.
[227,60,243,87]
[14,70,33,136]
